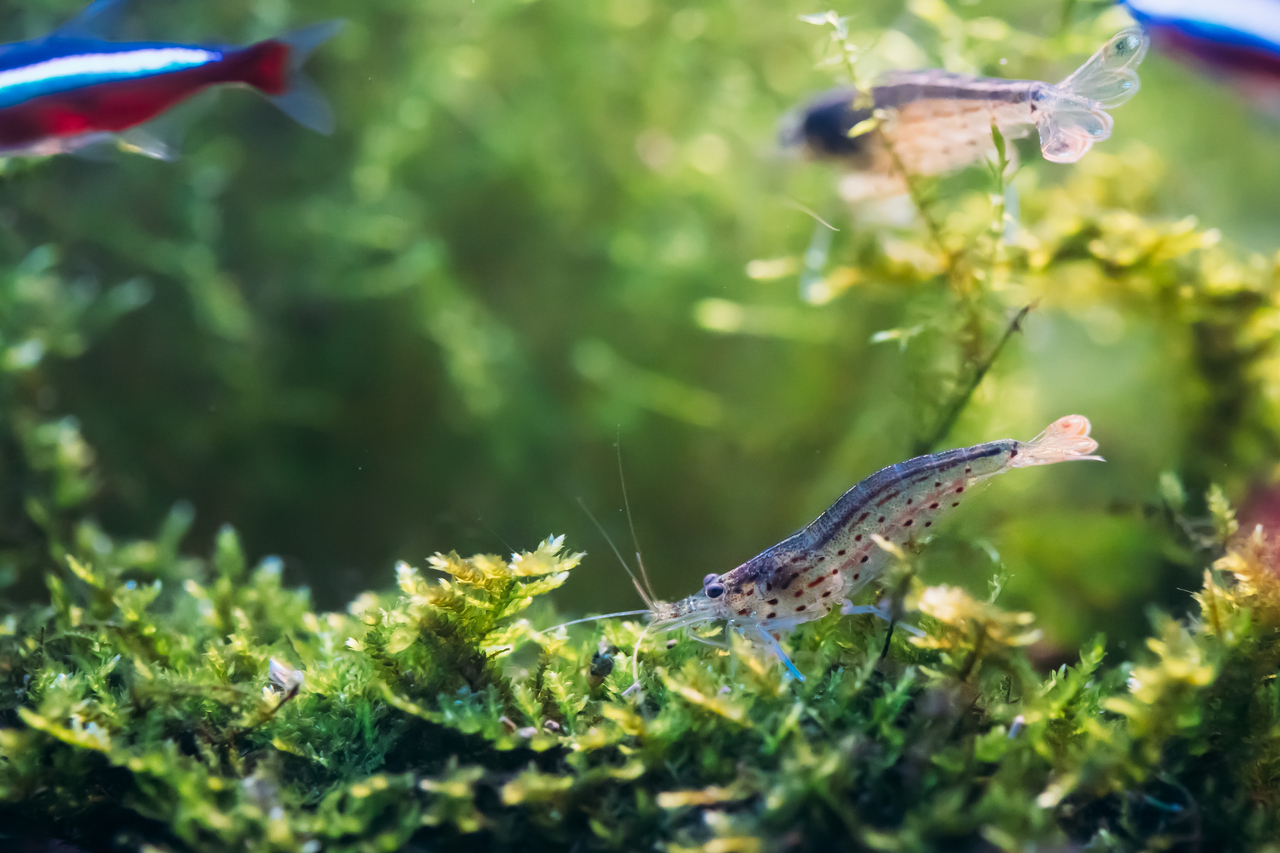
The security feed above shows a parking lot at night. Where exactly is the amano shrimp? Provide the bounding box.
[783,29,1149,197]
[623,415,1102,681]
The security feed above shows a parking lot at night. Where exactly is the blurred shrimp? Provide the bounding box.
[782,29,1149,199]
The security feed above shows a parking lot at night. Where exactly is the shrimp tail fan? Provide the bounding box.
[261,20,347,135]
[1011,415,1104,468]
[1035,28,1148,163]
[1059,28,1151,108]
[1035,101,1113,163]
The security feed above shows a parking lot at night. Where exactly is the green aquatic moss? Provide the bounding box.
[3,498,1280,852]
[6,76,1280,853]
[6,1,1280,851]
[7,108,1280,853]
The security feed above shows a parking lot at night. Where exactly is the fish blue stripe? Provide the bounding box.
[1122,1,1280,55]
[0,42,221,109]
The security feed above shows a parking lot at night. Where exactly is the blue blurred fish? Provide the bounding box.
[0,0,343,158]
[1120,0,1280,112]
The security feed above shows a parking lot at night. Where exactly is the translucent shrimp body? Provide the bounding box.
[648,416,1102,680]
[784,29,1149,192]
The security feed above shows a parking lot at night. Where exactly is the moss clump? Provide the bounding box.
[1,502,1279,852]
[5,2,1280,850]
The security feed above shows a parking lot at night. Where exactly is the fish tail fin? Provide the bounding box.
[1034,28,1148,163]
[1011,415,1104,468]
[1059,28,1150,107]
[249,20,346,135]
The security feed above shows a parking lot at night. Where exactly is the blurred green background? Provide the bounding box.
[4,0,1280,655]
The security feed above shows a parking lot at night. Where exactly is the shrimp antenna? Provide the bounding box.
[537,609,654,634]
[476,514,517,556]
[576,497,656,611]
[615,434,658,605]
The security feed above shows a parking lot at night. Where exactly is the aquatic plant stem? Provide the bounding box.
[957,626,987,681]
[882,133,955,277]
[915,303,1033,455]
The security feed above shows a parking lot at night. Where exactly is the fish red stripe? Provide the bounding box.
[237,41,290,96]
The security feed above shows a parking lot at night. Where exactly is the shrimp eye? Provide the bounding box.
[702,573,719,586]
[704,583,725,599]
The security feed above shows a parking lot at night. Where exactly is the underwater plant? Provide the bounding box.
[3,0,1280,850]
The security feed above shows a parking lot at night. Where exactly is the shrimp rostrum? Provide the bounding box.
[630,416,1101,681]
[782,29,1149,193]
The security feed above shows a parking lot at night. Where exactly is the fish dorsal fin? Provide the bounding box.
[52,0,133,41]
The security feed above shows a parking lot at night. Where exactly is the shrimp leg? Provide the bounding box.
[732,619,806,681]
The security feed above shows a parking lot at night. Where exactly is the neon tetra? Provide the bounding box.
[0,0,343,159]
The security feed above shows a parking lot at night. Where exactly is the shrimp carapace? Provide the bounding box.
[783,29,1149,193]
[645,415,1102,680]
